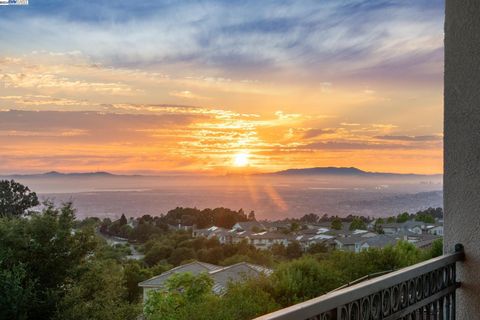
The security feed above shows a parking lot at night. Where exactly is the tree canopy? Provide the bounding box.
[0,180,39,218]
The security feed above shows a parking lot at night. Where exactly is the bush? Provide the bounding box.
[272,256,344,306]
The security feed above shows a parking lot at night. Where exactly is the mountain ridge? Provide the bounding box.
[0,166,442,179]
[263,166,441,177]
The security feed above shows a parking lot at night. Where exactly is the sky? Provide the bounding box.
[0,0,444,175]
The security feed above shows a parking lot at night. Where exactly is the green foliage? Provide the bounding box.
[300,213,320,223]
[95,242,131,262]
[214,277,279,320]
[197,246,225,265]
[270,243,287,257]
[390,241,423,268]
[386,216,396,223]
[119,213,128,226]
[331,217,343,230]
[373,219,385,234]
[396,212,410,223]
[149,262,173,276]
[55,259,141,320]
[164,207,248,229]
[271,256,344,306]
[0,180,39,217]
[220,254,254,266]
[141,241,440,319]
[425,239,443,259]
[290,221,300,232]
[349,218,367,230]
[307,242,328,254]
[124,260,153,303]
[145,272,214,320]
[285,241,303,259]
[416,207,443,219]
[415,213,435,223]
[144,243,173,266]
[168,247,196,265]
[0,200,142,320]
[0,202,97,319]
[0,262,35,320]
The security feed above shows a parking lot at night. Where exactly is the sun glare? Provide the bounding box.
[233,153,249,167]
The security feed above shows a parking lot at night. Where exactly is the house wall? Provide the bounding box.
[444,0,480,317]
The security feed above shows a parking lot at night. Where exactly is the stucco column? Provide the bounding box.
[444,0,480,318]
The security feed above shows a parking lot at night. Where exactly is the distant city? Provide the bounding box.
[1,167,443,220]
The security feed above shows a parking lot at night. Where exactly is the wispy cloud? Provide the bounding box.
[0,1,443,84]
[0,1,444,174]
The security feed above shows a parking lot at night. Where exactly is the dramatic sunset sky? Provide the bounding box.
[0,0,444,174]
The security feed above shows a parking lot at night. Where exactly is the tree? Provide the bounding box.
[0,180,39,217]
[248,210,256,221]
[55,260,140,320]
[373,219,384,234]
[271,243,287,257]
[0,262,35,320]
[286,241,302,259]
[272,257,343,306]
[426,239,443,259]
[167,247,196,266]
[290,221,300,232]
[0,202,97,319]
[307,242,328,254]
[144,243,173,266]
[331,218,343,230]
[415,213,435,223]
[349,218,366,230]
[119,214,128,226]
[216,276,279,320]
[144,272,214,320]
[396,212,410,223]
[123,260,152,303]
[300,213,319,224]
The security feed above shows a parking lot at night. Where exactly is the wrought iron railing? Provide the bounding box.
[254,245,464,320]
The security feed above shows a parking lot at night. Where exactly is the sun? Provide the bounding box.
[233,152,249,167]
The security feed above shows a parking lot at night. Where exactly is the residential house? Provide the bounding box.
[382,221,425,235]
[262,221,291,232]
[249,231,294,249]
[335,234,398,253]
[138,260,272,301]
[138,261,221,302]
[192,226,232,244]
[209,262,273,294]
[231,221,266,232]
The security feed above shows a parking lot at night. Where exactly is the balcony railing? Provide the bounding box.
[254,245,465,320]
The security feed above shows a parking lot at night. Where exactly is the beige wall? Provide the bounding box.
[444,0,480,317]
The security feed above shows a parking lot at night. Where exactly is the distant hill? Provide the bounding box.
[0,167,442,179]
[264,167,441,178]
[2,171,116,179]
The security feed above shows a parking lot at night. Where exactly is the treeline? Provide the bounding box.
[100,207,252,242]
[164,207,253,228]
[298,207,442,225]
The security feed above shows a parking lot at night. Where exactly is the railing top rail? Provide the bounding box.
[254,250,464,320]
